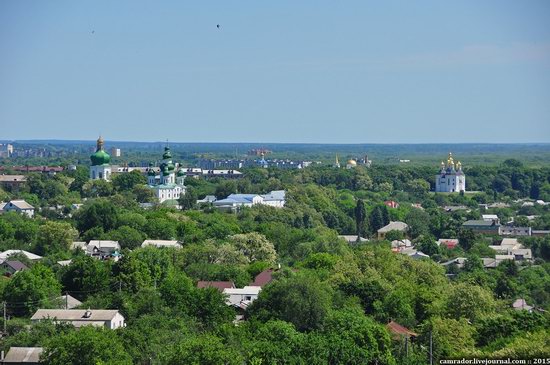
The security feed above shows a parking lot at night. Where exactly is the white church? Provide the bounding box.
[435,153,466,193]
[146,146,186,203]
[89,136,112,180]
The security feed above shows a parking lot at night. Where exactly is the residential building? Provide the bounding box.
[482,214,500,224]
[214,191,286,210]
[512,298,533,312]
[197,281,236,292]
[89,136,111,181]
[183,168,243,179]
[57,294,83,309]
[377,221,409,239]
[1,261,28,275]
[0,175,27,192]
[251,268,277,287]
[462,220,501,235]
[0,200,35,218]
[435,152,465,193]
[110,148,121,157]
[0,143,14,157]
[1,347,43,364]
[0,250,42,262]
[31,309,125,329]
[500,226,531,236]
[391,239,413,252]
[338,235,369,244]
[437,238,459,250]
[146,147,186,204]
[223,286,262,308]
[386,321,417,340]
[86,240,121,261]
[141,240,182,249]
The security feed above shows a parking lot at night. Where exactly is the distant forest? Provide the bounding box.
[2,141,550,167]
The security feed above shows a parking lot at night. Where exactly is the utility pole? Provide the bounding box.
[429,330,433,365]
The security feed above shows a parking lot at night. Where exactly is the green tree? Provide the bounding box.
[81,179,113,198]
[112,170,146,191]
[3,264,61,316]
[228,232,277,264]
[60,256,112,301]
[161,334,243,365]
[35,221,78,255]
[354,199,367,238]
[248,274,333,331]
[74,199,119,233]
[106,225,145,250]
[42,326,132,365]
[179,187,198,210]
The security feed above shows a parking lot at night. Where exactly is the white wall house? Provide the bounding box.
[223,286,262,308]
[31,309,125,329]
[0,200,35,217]
[435,153,465,193]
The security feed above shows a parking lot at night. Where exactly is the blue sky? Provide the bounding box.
[1,1,549,143]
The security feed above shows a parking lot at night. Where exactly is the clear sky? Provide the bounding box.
[1,1,550,143]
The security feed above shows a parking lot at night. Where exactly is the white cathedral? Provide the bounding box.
[435,153,466,193]
[146,146,186,203]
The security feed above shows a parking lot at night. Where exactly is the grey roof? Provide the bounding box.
[3,347,43,363]
[141,240,182,248]
[4,200,34,210]
[378,221,408,233]
[57,295,83,309]
[0,250,42,261]
[0,175,27,182]
[338,235,368,243]
[463,220,500,227]
[31,309,122,322]
[3,260,28,271]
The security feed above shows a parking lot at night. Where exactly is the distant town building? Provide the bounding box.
[110,147,121,157]
[89,136,111,181]
[146,147,186,204]
[435,152,465,193]
[0,143,14,158]
[213,190,286,210]
[248,148,271,156]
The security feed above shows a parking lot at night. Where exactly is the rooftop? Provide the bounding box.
[31,309,121,322]
[2,347,43,363]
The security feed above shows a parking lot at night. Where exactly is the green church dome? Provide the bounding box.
[177,169,185,177]
[90,136,111,166]
[162,147,172,160]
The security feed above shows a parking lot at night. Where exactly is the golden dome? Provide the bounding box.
[347,159,357,166]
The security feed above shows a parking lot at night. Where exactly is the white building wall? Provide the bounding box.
[90,165,111,181]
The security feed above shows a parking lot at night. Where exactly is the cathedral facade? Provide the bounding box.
[435,153,466,193]
[147,146,186,203]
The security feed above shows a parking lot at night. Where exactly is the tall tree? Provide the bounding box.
[354,199,367,238]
